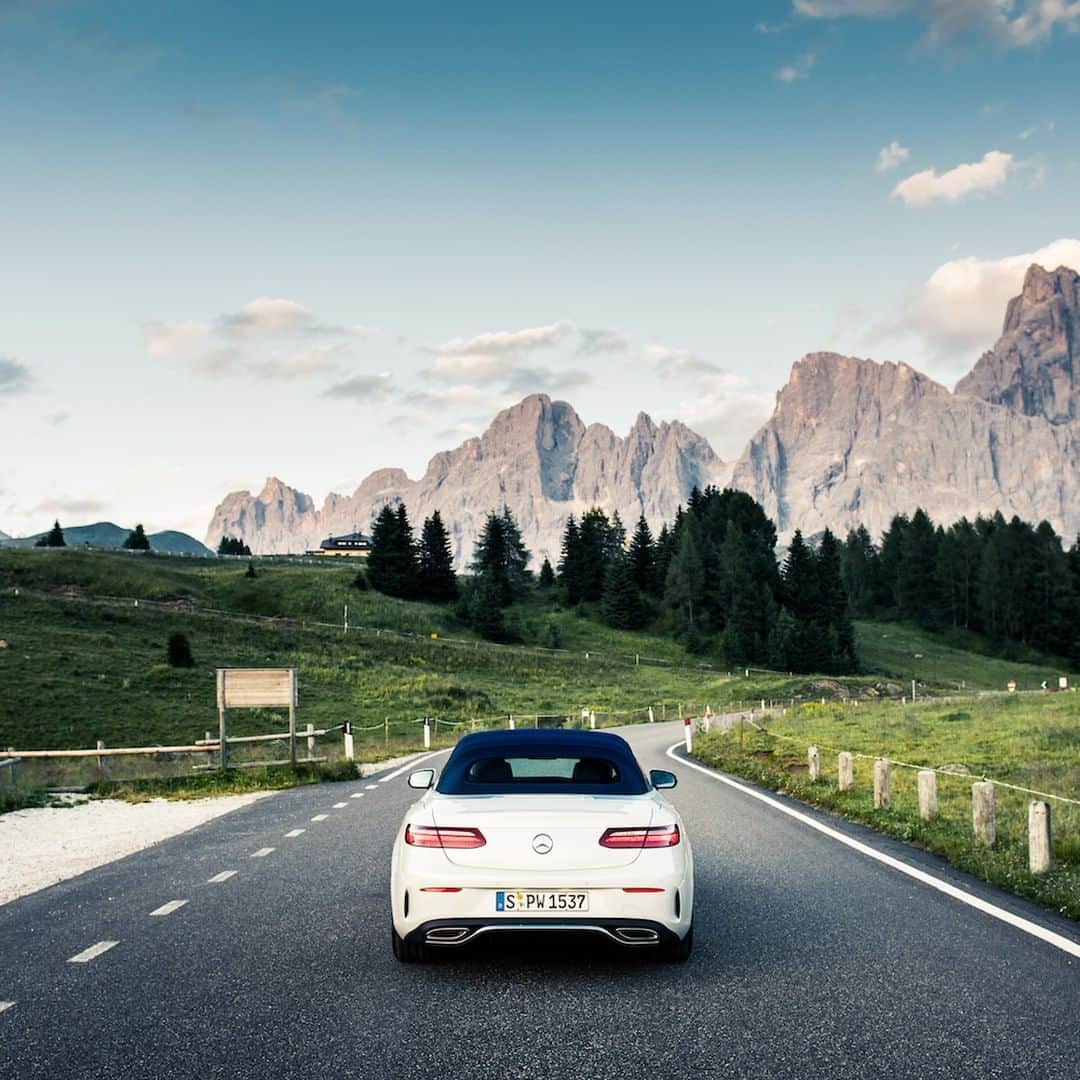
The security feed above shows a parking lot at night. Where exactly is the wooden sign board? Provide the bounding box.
[217,668,297,710]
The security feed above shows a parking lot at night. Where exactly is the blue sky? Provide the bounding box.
[1,0,1078,538]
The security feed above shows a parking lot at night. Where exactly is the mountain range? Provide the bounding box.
[2,522,212,556]
[206,262,1080,565]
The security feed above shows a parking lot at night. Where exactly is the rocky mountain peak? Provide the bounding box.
[956,262,1079,424]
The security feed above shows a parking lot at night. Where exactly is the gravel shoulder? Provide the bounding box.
[0,791,271,905]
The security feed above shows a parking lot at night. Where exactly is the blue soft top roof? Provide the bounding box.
[438,728,647,795]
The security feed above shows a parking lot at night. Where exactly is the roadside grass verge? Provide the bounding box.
[692,694,1080,920]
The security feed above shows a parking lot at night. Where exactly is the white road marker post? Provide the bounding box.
[508,714,515,730]
[1029,801,1052,875]
[343,721,354,761]
[917,770,937,820]
[973,781,996,847]
[684,714,693,754]
[590,710,596,730]
[838,752,853,792]
[423,717,432,749]
[306,722,315,762]
[648,706,655,724]
[807,745,820,782]
[873,758,891,810]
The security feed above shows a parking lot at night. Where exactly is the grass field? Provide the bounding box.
[693,694,1080,919]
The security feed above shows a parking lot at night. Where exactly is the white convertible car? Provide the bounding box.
[390,728,694,962]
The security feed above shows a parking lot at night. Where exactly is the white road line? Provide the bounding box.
[68,941,118,964]
[0,1002,14,1014]
[333,801,348,808]
[251,847,275,858]
[149,900,188,917]
[350,793,365,799]
[364,784,378,790]
[311,814,328,822]
[666,743,1080,960]
[378,750,443,783]
[208,871,237,883]
[285,828,305,838]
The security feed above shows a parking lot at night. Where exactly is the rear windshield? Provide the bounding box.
[437,743,648,795]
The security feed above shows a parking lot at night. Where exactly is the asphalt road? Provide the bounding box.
[1,722,1077,1080]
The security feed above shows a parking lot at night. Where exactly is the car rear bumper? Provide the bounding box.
[406,916,683,948]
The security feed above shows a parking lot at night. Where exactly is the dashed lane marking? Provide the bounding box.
[251,847,275,858]
[285,828,305,838]
[0,1003,14,1014]
[378,751,442,782]
[311,814,328,822]
[208,871,237,883]
[364,784,378,790]
[68,941,119,964]
[333,802,348,808]
[666,743,1080,961]
[350,793,365,799]
[149,900,188,917]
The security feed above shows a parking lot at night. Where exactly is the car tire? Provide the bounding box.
[392,926,428,964]
[661,923,693,963]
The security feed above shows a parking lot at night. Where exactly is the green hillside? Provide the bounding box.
[4,522,211,556]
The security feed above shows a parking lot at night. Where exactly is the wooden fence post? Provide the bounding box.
[1028,801,1052,875]
[838,752,853,791]
[917,770,937,820]
[807,745,820,781]
[216,670,228,771]
[973,781,996,846]
[873,758,891,810]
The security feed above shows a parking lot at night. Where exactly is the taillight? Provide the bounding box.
[405,825,486,849]
[599,825,680,849]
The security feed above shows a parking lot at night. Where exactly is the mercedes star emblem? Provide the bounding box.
[532,833,554,855]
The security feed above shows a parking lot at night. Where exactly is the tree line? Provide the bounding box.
[556,488,856,673]
[841,509,1080,662]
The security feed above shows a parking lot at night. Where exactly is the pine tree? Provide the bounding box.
[244,559,257,578]
[538,557,556,589]
[418,510,457,602]
[627,514,656,594]
[557,516,584,605]
[471,507,530,607]
[601,553,644,630]
[36,520,66,548]
[664,516,705,635]
[217,536,252,556]
[578,507,614,602]
[900,508,939,626]
[367,503,419,599]
[840,526,878,616]
[467,573,510,641]
[166,631,194,668]
[654,523,674,595]
[878,514,909,609]
[781,530,826,672]
[817,528,857,671]
[123,523,151,551]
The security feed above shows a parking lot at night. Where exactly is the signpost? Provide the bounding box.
[216,668,298,769]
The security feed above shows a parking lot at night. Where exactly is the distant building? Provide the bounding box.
[306,531,372,557]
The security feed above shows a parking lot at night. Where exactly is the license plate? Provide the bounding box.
[495,890,589,913]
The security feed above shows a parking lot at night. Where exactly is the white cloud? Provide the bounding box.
[189,346,245,376]
[868,237,1080,362]
[1017,119,1055,141]
[248,344,343,380]
[142,320,208,357]
[0,355,32,395]
[892,150,1014,207]
[577,328,628,355]
[792,0,1080,48]
[643,344,728,379]
[322,371,394,401]
[422,320,573,384]
[218,298,315,338]
[31,497,108,519]
[502,367,591,396]
[776,51,816,82]
[875,140,911,173]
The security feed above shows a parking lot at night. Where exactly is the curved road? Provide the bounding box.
[1,722,1077,1079]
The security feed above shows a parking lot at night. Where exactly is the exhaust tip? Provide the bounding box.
[425,927,472,945]
[612,927,659,945]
